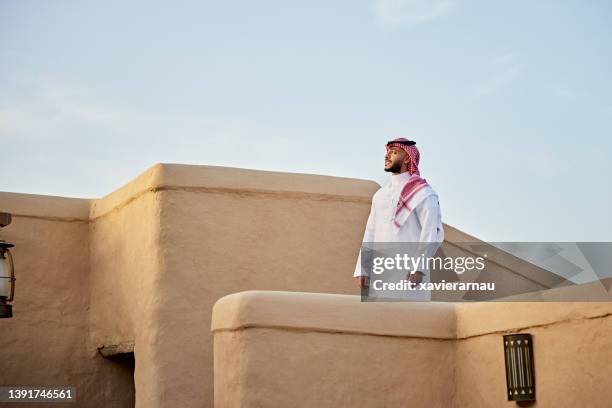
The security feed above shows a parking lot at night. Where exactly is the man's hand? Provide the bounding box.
[356,276,370,289]
[406,271,424,285]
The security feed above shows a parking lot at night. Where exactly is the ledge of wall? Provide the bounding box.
[212,290,457,339]
[98,341,135,357]
[213,290,612,340]
[1,163,381,222]
[456,279,612,339]
[0,191,90,221]
[157,164,381,198]
[89,163,381,220]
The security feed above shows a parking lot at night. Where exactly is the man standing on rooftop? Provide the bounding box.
[353,138,444,296]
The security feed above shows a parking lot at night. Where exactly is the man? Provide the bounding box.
[353,138,444,295]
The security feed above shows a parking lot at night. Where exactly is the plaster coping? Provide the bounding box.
[212,290,612,341]
[456,279,612,339]
[0,191,90,221]
[211,290,457,340]
[89,163,382,219]
[1,164,380,221]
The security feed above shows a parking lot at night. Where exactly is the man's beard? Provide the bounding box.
[385,161,403,173]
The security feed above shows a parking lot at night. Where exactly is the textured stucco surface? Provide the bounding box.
[212,290,456,338]
[0,194,135,407]
[89,191,162,407]
[0,164,381,408]
[213,292,457,407]
[212,291,456,408]
[150,164,380,408]
[215,329,455,408]
[455,316,612,407]
[88,163,382,408]
[213,291,612,408]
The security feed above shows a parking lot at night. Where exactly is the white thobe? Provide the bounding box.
[353,171,444,278]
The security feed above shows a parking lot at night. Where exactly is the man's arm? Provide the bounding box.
[416,194,443,245]
[408,195,443,284]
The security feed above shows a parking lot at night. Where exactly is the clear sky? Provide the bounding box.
[1,0,610,242]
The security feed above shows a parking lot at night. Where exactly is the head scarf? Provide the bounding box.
[386,138,420,176]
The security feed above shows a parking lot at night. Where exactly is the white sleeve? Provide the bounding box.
[353,199,376,277]
[414,194,444,275]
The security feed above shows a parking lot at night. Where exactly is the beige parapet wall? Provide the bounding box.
[212,291,612,408]
[212,291,457,408]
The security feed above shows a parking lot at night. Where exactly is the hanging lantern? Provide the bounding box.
[0,212,15,319]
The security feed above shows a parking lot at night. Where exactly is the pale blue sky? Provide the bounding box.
[1,0,610,241]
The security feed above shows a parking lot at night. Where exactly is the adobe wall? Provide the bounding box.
[88,165,164,408]
[1,163,381,408]
[212,291,456,408]
[212,290,612,408]
[0,193,135,407]
[454,300,612,407]
[146,164,379,408]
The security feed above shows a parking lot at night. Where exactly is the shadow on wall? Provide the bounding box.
[104,353,135,408]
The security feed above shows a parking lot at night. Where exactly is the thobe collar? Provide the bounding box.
[390,171,411,187]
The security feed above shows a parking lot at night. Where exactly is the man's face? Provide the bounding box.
[384,146,407,173]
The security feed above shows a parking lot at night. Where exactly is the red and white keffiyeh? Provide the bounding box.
[386,138,421,176]
[392,174,434,231]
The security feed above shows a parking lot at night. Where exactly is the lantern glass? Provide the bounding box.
[0,250,13,299]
